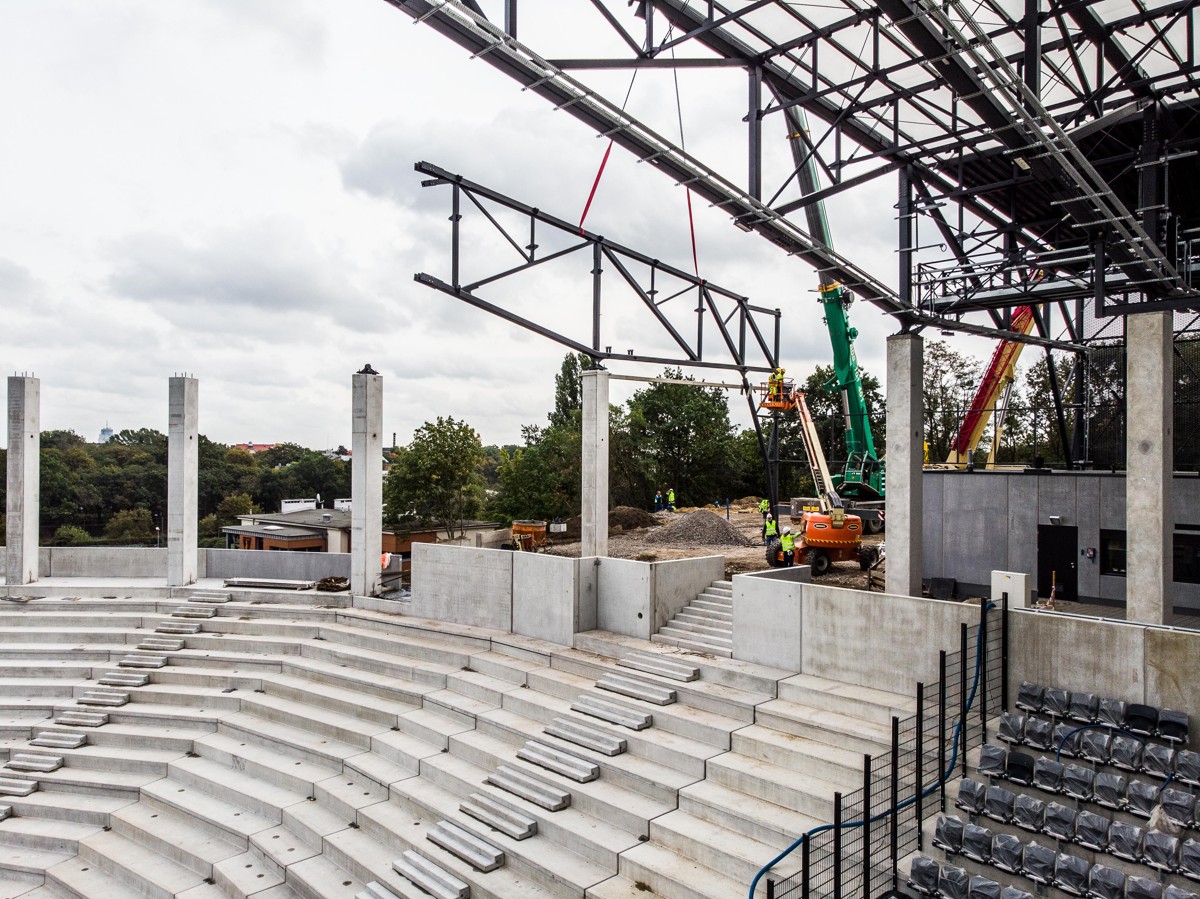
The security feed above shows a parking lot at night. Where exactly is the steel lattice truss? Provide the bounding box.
[386,0,1200,353]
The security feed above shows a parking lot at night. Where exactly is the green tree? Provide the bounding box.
[103,508,155,544]
[52,525,91,545]
[384,417,486,538]
[923,341,983,463]
[550,353,591,428]
[217,492,255,520]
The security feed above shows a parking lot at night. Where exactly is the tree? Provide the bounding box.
[550,353,591,428]
[217,492,255,520]
[923,341,983,463]
[489,424,581,522]
[52,525,91,545]
[103,508,155,544]
[384,417,486,538]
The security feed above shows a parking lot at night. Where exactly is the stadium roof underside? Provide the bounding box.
[387,0,1200,346]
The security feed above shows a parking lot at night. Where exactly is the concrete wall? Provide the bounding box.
[596,557,653,640]
[204,549,349,582]
[924,470,1200,610]
[511,553,596,646]
[409,543,513,631]
[732,569,807,670]
[651,556,725,633]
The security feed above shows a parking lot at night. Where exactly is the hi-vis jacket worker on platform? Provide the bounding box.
[769,367,786,399]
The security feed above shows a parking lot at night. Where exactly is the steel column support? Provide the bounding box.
[592,241,603,352]
[504,0,517,37]
[1024,0,1042,102]
[899,166,914,308]
[749,63,763,201]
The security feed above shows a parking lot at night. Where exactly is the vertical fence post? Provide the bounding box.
[862,755,871,899]
[768,880,775,899]
[959,623,969,777]
[891,715,900,876]
[1001,591,1010,712]
[803,836,811,899]
[834,792,843,899]
[939,650,947,810]
[915,683,925,849]
[979,599,989,740]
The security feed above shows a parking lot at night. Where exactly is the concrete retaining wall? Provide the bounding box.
[732,570,807,670]
[596,557,653,640]
[512,553,596,646]
[410,543,513,631]
[204,549,349,582]
[651,556,725,633]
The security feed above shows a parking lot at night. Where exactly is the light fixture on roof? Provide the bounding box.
[1013,156,1031,171]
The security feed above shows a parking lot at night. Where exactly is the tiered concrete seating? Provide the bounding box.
[651,579,734,656]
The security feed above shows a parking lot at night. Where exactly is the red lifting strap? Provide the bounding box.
[578,141,615,235]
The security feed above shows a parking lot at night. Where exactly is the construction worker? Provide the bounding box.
[667,487,676,511]
[764,514,778,546]
[758,497,769,522]
[654,490,663,512]
[780,527,795,567]
[769,367,786,400]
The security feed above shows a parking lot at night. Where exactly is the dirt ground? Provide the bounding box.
[542,499,886,586]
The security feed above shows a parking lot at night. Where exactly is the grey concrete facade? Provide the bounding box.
[167,377,199,587]
[5,377,39,585]
[886,334,923,596]
[581,368,609,558]
[1126,312,1173,624]
[351,371,383,597]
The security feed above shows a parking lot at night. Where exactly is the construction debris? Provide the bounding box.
[645,510,754,548]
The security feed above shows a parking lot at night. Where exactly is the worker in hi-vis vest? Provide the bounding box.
[667,488,676,511]
[764,514,778,546]
[780,527,795,567]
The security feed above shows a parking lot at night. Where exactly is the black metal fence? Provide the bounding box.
[766,597,1008,899]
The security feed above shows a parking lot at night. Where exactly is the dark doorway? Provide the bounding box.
[1038,525,1078,601]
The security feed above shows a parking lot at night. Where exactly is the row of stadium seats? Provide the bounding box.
[910,854,1197,899]
[1015,684,1188,745]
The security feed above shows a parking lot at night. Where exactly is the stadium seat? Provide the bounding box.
[1097,698,1126,728]
[1033,758,1065,793]
[1126,875,1164,899]
[1025,717,1053,751]
[992,833,1024,874]
[939,864,970,899]
[1063,764,1095,801]
[909,856,941,895]
[1158,709,1189,744]
[1006,751,1036,786]
[1161,787,1196,827]
[1080,730,1112,765]
[1110,734,1143,771]
[1054,851,1090,896]
[983,784,1016,824]
[1126,780,1158,818]
[1069,692,1099,724]
[978,745,1007,779]
[1093,772,1127,810]
[1074,810,1110,852]
[1142,743,1175,779]
[956,779,986,816]
[1001,886,1033,899]
[1021,842,1055,885]
[1125,704,1158,737]
[1016,682,1044,713]
[1144,830,1180,873]
[1014,794,1045,833]
[1108,821,1144,862]
[1043,688,1070,718]
[1044,802,1077,842]
[934,815,965,855]
[1182,838,1200,882]
[1165,886,1200,899]
[969,875,1001,899]
[961,824,993,863]
[1176,750,1200,787]
[998,712,1026,745]
[1085,864,1124,899]
[1054,722,1082,758]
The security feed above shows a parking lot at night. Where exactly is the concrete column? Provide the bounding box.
[167,376,198,587]
[5,377,40,585]
[1126,312,1173,624]
[351,369,383,597]
[886,334,923,597]
[581,368,610,558]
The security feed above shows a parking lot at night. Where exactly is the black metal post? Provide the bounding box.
[768,879,776,899]
[862,754,872,899]
[890,715,900,877]
[592,241,602,352]
[960,623,969,777]
[834,792,843,899]
[1001,592,1010,712]
[938,650,948,809]
[979,599,989,740]
[451,183,461,289]
[916,684,925,849]
[803,835,811,899]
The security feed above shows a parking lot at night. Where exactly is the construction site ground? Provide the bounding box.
[543,499,886,587]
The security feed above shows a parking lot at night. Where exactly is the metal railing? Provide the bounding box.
[761,596,1008,899]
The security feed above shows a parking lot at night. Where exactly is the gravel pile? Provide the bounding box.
[559,505,659,540]
[645,509,755,547]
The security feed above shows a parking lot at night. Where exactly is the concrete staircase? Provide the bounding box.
[0,590,925,899]
[652,579,734,657]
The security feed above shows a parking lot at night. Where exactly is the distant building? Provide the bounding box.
[232,442,277,454]
[97,425,114,444]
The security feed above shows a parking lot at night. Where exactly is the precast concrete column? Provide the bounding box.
[6,377,40,585]
[167,376,199,587]
[351,369,383,597]
[886,334,923,597]
[581,368,610,558]
[1126,312,1173,624]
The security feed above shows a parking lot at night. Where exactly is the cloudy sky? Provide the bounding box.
[0,0,973,450]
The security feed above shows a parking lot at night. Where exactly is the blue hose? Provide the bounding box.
[747,604,994,899]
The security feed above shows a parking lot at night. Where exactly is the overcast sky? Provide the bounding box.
[0,0,981,450]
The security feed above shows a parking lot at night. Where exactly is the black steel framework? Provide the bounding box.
[387,0,1200,468]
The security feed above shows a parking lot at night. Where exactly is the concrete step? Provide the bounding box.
[4,789,128,826]
[688,601,733,617]
[777,673,916,726]
[52,712,107,728]
[79,828,208,899]
[731,724,871,785]
[299,642,456,690]
[172,606,216,618]
[137,638,184,652]
[613,839,765,899]
[674,608,732,626]
[516,740,600,783]
[219,711,364,769]
[49,720,210,753]
[26,763,155,799]
[459,793,537,841]
[212,847,289,897]
[596,674,676,706]
[76,690,128,708]
[141,777,277,844]
[5,755,61,774]
[100,681,239,710]
[263,674,420,727]
[679,778,822,848]
[29,733,85,750]
[0,840,74,878]
[652,629,733,657]
[193,731,339,796]
[97,672,149,688]
[705,752,841,819]
[237,693,387,750]
[316,625,476,670]
[459,650,546,687]
[754,698,893,757]
[46,855,148,899]
[486,766,570,811]
[426,820,504,872]
[155,622,201,635]
[187,591,231,603]
[110,801,245,878]
[544,717,626,756]
[167,754,309,823]
[0,778,38,797]
[662,618,734,639]
[283,851,366,899]
[279,656,440,707]
[0,680,82,699]
[312,769,388,823]
[617,653,699,683]
[0,816,97,854]
[650,809,803,887]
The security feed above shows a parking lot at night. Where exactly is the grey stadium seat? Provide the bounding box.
[1097,698,1126,728]
[1054,851,1090,896]
[1165,887,1200,899]
[1144,830,1180,873]
[1085,864,1124,899]
[1182,838,1200,882]
[1142,742,1175,779]
[1016,682,1044,713]
[1068,692,1099,724]
[961,823,993,863]
[939,864,970,899]
[1126,876,1164,899]
[969,875,1002,899]
[1109,734,1143,771]
[1074,810,1110,852]
[1079,730,1112,765]
[1158,709,1189,744]
[1177,749,1200,786]
[983,784,1016,824]
[1022,842,1055,885]
[1033,757,1064,793]
[1093,772,1127,810]
[991,833,1024,874]
[998,712,1026,745]
[1126,780,1158,818]
[978,744,1007,779]
[1125,704,1158,737]
[1162,788,1197,827]
[1108,821,1144,862]
[1043,802,1077,842]
[908,856,941,895]
[956,778,986,816]
[1001,887,1033,899]
[1006,751,1036,786]
[1014,793,1045,833]
[934,815,965,855]
[1043,687,1070,718]
[1025,717,1053,751]
[1054,722,1082,758]
[1063,764,1095,801]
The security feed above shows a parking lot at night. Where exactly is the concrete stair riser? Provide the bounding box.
[649,810,804,886]
[213,848,290,898]
[445,670,521,707]
[142,782,275,845]
[182,634,304,656]
[662,618,734,638]
[31,765,156,799]
[616,656,699,683]
[167,757,306,823]
[731,725,872,785]
[110,803,245,879]
[397,707,475,751]
[316,627,475,670]
[461,651,546,686]
[705,754,840,819]
[312,772,389,823]
[0,817,98,855]
[46,856,151,899]
[138,667,264,691]
[218,714,363,769]
[367,730,443,775]
[6,790,129,827]
[52,721,211,752]
[343,750,419,794]
[23,745,180,776]
[572,689,736,749]
[679,779,821,849]
[280,796,354,852]
[78,830,208,899]
[246,822,321,882]
[194,733,340,796]
[0,649,113,663]
[616,841,767,899]
[236,696,385,749]
[198,618,319,639]
[281,852,367,899]
[0,682,81,699]
[86,683,239,711]
[754,700,892,757]
[263,678,418,728]
[280,659,440,706]
[159,652,283,674]
[0,629,130,646]
[301,643,453,690]
[777,675,916,727]
[653,628,732,651]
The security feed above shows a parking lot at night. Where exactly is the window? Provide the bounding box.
[1100,530,1126,576]
[1174,530,1200,584]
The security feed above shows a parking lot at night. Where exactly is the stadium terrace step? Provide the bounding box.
[570,694,653,730]
[651,628,734,657]
[263,674,422,727]
[98,672,149,688]
[45,855,149,899]
[167,754,310,823]
[284,852,366,899]
[596,674,676,706]
[154,622,201,635]
[5,788,127,827]
[5,755,61,774]
[394,850,470,899]
[0,778,37,797]
[0,815,96,855]
[312,770,388,823]
[459,793,537,841]
[78,828,211,899]
[731,724,873,784]
[52,711,107,728]
[211,848,288,897]
[617,652,699,682]
[109,796,243,880]
[193,732,339,796]
[516,740,600,783]
[140,778,277,844]
[30,763,156,800]
[777,672,916,726]
[704,752,842,820]
[426,820,504,872]
[486,766,571,811]
[172,606,216,618]
[600,839,765,899]
[544,717,627,756]
[137,638,184,652]
[76,690,128,707]
[236,692,390,749]
[753,698,894,757]
[218,711,365,769]
[678,778,823,848]
[29,732,85,750]
[649,809,804,887]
